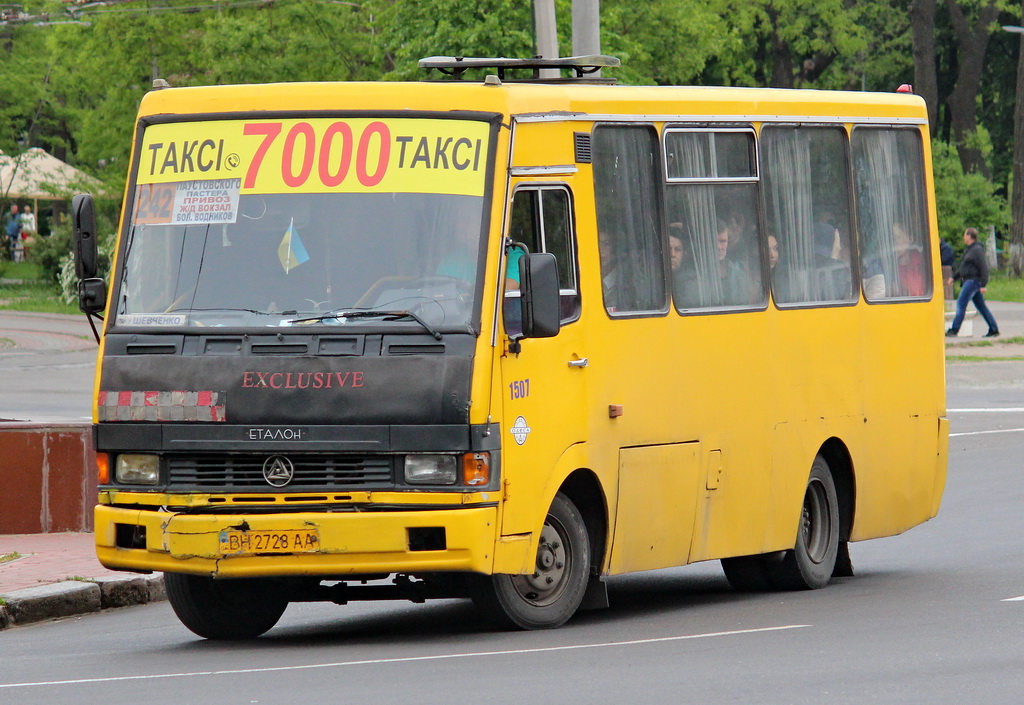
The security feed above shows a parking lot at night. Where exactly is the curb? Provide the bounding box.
[0,573,165,630]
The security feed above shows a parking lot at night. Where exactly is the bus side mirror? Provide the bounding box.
[519,252,560,339]
[72,193,98,279]
[79,278,107,314]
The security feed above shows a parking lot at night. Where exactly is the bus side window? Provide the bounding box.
[761,126,855,306]
[663,129,763,311]
[505,186,580,324]
[852,127,931,301]
[593,125,667,315]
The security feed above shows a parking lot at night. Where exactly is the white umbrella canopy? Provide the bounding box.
[0,147,106,200]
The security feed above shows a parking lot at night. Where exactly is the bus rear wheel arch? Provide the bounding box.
[472,492,591,629]
[722,452,841,591]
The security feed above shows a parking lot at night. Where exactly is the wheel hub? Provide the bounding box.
[512,522,569,605]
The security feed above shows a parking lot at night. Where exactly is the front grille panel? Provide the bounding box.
[167,455,394,491]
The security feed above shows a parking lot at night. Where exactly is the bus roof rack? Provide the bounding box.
[418,55,620,84]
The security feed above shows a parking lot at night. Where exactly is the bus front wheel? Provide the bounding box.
[473,493,590,630]
[165,573,288,640]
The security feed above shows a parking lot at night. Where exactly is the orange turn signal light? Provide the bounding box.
[462,452,490,486]
[96,453,110,484]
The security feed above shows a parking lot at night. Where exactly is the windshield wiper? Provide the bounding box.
[166,307,273,315]
[289,309,443,340]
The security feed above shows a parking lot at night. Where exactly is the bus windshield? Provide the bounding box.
[113,115,493,330]
[116,191,485,329]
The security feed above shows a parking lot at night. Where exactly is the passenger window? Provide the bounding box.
[852,127,931,300]
[593,125,667,315]
[761,126,855,305]
[663,129,763,310]
[505,186,580,324]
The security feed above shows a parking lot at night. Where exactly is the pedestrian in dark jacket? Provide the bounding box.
[946,227,999,337]
[939,239,955,299]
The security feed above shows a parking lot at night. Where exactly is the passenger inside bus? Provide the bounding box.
[716,220,751,306]
[669,223,700,305]
[893,222,926,296]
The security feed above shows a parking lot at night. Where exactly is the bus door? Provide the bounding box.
[499,183,586,537]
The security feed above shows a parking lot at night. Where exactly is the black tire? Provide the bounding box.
[721,553,775,592]
[164,573,288,640]
[721,454,839,592]
[767,454,840,590]
[473,493,590,630]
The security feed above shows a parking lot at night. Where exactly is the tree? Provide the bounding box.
[696,0,910,91]
[931,139,1009,245]
[599,0,726,86]
[364,0,535,80]
[909,0,939,129]
[944,0,1004,175]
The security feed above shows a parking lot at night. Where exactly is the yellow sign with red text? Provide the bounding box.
[136,118,491,197]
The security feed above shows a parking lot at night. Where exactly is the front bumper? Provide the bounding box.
[95,504,499,578]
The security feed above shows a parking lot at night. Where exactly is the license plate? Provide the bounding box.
[218,529,320,555]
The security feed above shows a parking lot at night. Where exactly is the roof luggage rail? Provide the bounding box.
[418,55,620,84]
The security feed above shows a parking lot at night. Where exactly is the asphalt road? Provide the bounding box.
[0,311,96,422]
[0,385,1020,704]
[2,310,1024,703]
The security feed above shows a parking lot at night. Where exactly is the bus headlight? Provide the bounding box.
[404,455,458,485]
[115,454,160,485]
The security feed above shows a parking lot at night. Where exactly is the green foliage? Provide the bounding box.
[931,139,1009,249]
[32,227,72,286]
[983,272,1024,302]
[5,0,1024,282]
[365,0,535,80]
[600,1,726,86]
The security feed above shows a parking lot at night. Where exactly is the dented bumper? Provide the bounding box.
[95,504,499,578]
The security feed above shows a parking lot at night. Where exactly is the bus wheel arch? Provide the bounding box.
[473,491,591,629]
[722,439,853,591]
[557,468,609,579]
[818,437,855,577]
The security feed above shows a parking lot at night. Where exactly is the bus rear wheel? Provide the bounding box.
[722,454,839,591]
[473,493,590,630]
[165,573,288,640]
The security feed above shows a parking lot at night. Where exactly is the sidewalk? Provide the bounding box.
[0,533,165,629]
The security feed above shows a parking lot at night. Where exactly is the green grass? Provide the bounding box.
[1,261,44,280]
[947,355,1024,362]
[0,260,78,313]
[946,336,1024,347]
[982,272,1024,303]
[0,552,22,564]
[0,280,78,313]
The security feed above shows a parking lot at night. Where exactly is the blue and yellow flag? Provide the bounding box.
[278,218,309,273]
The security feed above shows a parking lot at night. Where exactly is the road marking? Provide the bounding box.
[949,427,1024,438]
[0,624,809,689]
[1001,595,1024,602]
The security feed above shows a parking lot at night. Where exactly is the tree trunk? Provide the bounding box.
[945,0,1000,176]
[908,0,938,132]
[1011,10,1024,275]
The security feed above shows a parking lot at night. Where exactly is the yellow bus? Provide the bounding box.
[73,56,947,639]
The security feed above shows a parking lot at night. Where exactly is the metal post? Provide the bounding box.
[572,0,601,74]
[1004,23,1024,274]
[534,0,559,80]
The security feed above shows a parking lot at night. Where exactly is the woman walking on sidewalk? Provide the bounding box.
[947,227,999,338]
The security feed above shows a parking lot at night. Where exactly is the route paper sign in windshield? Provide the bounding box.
[132,117,490,225]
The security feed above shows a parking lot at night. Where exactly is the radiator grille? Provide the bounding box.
[167,455,394,490]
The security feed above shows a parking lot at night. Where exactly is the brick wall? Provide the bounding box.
[0,423,96,534]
